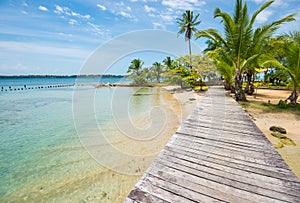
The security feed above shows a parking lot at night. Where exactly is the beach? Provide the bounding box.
[241,88,300,179]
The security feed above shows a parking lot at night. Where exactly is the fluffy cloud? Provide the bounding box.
[256,10,273,23]
[162,0,206,10]
[38,6,48,12]
[68,19,78,25]
[97,4,106,11]
[109,2,135,19]
[144,5,156,12]
[119,11,132,18]
[54,5,91,19]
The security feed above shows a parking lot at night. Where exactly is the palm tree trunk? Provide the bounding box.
[188,39,192,69]
[235,67,247,101]
[287,85,298,104]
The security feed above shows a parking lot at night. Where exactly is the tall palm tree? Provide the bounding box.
[177,10,201,59]
[195,0,295,101]
[263,31,300,104]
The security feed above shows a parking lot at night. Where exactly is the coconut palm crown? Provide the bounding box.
[177,10,201,57]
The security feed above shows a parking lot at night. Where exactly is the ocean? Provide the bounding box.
[0,77,181,202]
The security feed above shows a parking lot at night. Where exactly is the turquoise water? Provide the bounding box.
[0,78,180,202]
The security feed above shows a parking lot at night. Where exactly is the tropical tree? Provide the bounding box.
[263,31,300,104]
[163,56,174,71]
[151,62,164,83]
[142,67,153,81]
[195,0,295,101]
[127,58,146,84]
[177,10,201,58]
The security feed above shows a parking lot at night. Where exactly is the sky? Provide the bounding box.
[0,0,299,75]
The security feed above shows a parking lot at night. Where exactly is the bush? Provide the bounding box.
[278,100,287,108]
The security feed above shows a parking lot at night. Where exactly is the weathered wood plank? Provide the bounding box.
[124,86,300,203]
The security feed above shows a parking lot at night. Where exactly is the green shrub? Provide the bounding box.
[278,100,287,108]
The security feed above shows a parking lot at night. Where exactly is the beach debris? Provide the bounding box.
[271,132,287,139]
[269,126,287,134]
[189,98,196,101]
[281,138,296,146]
[274,142,284,149]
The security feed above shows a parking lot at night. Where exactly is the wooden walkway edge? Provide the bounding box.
[124,86,300,203]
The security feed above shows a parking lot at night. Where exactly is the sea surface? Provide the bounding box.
[0,77,180,202]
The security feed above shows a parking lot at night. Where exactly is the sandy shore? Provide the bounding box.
[242,88,300,179]
[101,86,203,202]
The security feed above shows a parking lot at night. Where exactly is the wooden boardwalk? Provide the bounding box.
[124,86,300,203]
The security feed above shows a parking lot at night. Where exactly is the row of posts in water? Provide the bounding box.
[1,84,75,92]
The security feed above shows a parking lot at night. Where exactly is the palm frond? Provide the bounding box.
[249,0,274,27]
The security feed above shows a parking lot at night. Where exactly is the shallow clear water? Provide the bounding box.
[0,78,180,202]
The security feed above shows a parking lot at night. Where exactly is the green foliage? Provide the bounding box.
[278,100,288,108]
[151,62,165,83]
[127,58,146,85]
[262,31,300,103]
[196,0,295,101]
[127,58,144,77]
[177,10,201,56]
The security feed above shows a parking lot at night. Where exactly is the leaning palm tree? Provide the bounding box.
[127,58,145,85]
[195,0,295,101]
[127,58,144,77]
[263,31,300,104]
[177,10,201,58]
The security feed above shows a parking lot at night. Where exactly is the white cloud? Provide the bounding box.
[256,10,273,23]
[160,14,173,22]
[21,2,28,7]
[251,0,288,7]
[54,5,91,20]
[38,5,48,12]
[153,22,166,30]
[87,22,108,36]
[97,4,107,11]
[54,5,64,14]
[109,2,135,19]
[272,0,288,7]
[119,11,132,18]
[21,10,28,15]
[162,0,206,10]
[144,5,156,12]
[68,19,78,25]
[252,0,265,3]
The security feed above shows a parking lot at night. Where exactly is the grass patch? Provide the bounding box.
[238,101,300,116]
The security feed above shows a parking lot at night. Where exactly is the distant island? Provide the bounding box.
[0,74,126,78]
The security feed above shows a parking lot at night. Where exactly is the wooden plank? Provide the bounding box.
[124,86,300,203]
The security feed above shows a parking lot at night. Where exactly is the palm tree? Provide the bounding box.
[263,31,300,104]
[195,0,295,101]
[151,62,164,83]
[163,56,174,71]
[141,67,152,81]
[127,58,145,85]
[177,10,201,59]
[127,58,144,76]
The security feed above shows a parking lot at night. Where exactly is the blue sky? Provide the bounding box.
[0,0,299,75]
